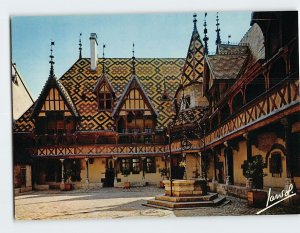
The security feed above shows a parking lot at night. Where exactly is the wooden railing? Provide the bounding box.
[204,77,299,147]
[32,144,167,157]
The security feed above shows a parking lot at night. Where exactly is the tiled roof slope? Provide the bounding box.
[218,44,248,55]
[207,54,248,80]
[181,23,205,86]
[14,58,184,132]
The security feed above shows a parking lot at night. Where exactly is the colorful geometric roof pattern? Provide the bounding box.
[14,58,184,132]
[206,54,248,80]
[13,104,35,132]
[181,21,205,86]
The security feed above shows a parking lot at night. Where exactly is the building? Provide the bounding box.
[12,63,34,193]
[13,12,299,198]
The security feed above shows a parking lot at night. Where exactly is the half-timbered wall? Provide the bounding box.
[39,87,72,116]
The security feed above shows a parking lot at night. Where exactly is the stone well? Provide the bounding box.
[163,179,207,197]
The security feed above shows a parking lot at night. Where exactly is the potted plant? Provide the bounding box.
[64,169,73,191]
[159,168,168,188]
[123,169,131,189]
[243,156,267,207]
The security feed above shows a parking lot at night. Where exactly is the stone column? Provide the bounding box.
[60,159,65,190]
[281,118,294,191]
[224,141,230,185]
[85,158,89,190]
[243,133,252,162]
[113,157,118,187]
[141,157,146,186]
[212,148,217,182]
[198,152,202,179]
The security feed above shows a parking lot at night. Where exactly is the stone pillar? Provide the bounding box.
[60,159,65,190]
[141,157,146,186]
[281,118,294,191]
[212,148,217,182]
[243,133,252,162]
[198,152,202,178]
[224,141,230,185]
[113,157,118,187]
[85,158,89,190]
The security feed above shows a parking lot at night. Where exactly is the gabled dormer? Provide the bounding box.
[112,49,158,135]
[93,45,115,111]
[93,73,115,111]
[31,42,78,135]
[112,74,158,118]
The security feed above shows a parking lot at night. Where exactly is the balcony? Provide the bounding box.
[204,75,299,148]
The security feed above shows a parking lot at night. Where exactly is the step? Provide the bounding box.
[147,197,226,209]
[155,193,218,202]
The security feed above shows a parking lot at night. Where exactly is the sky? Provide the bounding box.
[11,11,252,100]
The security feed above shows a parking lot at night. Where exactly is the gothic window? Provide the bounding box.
[98,84,113,111]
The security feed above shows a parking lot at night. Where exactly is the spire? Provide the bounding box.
[216,12,221,45]
[193,13,197,30]
[49,40,55,78]
[203,12,209,55]
[79,33,82,59]
[227,35,231,44]
[131,43,136,75]
[102,43,106,73]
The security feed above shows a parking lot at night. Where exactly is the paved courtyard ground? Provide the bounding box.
[14,186,300,220]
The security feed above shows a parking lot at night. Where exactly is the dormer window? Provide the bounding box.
[98,84,113,111]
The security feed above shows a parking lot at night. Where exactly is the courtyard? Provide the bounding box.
[14,186,300,220]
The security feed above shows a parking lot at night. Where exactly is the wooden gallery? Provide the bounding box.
[13,11,300,199]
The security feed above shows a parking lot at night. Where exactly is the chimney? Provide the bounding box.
[89,33,98,71]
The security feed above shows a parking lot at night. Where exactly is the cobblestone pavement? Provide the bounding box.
[14,186,300,220]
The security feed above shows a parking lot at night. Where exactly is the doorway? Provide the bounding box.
[104,159,115,187]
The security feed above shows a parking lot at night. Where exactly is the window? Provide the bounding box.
[98,84,113,111]
[269,153,282,176]
[121,159,131,174]
[132,158,141,174]
[146,157,156,173]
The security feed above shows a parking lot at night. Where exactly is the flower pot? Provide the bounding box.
[159,181,165,188]
[65,183,72,191]
[247,190,267,208]
[124,181,131,189]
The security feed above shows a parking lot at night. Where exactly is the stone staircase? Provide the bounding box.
[143,192,228,210]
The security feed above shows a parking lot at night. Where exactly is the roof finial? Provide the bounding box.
[79,33,82,59]
[203,12,209,55]
[193,13,197,30]
[216,12,221,45]
[227,35,231,45]
[132,43,136,75]
[102,43,106,73]
[49,40,55,78]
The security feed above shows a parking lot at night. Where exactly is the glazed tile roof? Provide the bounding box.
[207,54,248,80]
[14,58,185,132]
[181,24,205,86]
[217,44,248,55]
